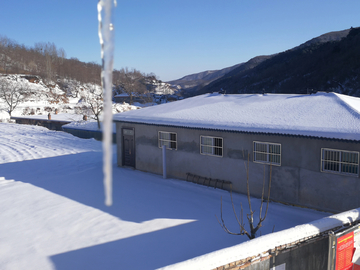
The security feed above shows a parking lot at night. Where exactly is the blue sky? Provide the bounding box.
[1,0,359,81]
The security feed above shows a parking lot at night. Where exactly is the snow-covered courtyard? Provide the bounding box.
[0,123,330,269]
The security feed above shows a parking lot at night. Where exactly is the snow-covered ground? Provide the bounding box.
[0,123,330,269]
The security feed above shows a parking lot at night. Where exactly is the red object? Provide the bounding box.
[335,232,354,270]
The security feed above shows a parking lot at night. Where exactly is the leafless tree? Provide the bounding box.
[0,35,108,87]
[0,35,158,96]
[114,68,147,104]
[56,47,67,78]
[0,35,16,74]
[0,76,29,116]
[76,86,103,129]
[216,154,272,239]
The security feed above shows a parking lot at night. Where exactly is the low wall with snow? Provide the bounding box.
[161,208,360,270]
[62,126,116,143]
[11,117,71,131]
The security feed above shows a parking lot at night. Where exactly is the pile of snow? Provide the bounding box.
[0,123,329,269]
[112,102,138,113]
[113,92,360,141]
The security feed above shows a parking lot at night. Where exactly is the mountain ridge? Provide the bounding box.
[170,27,356,96]
[167,63,242,95]
[198,27,360,96]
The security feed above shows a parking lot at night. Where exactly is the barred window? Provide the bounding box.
[321,148,359,175]
[253,141,281,166]
[200,136,223,157]
[158,131,177,150]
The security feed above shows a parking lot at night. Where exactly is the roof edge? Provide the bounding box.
[113,119,360,143]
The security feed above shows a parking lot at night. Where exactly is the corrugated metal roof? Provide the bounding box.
[113,92,360,141]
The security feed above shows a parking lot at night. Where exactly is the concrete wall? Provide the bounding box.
[62,127,116,143]
[116,122,360,212]
[12,117,70,131]
[215,236,329,270]
[215,222,360,270]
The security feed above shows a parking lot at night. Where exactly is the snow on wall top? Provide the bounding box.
[113,92,360,141]
[12,113,84,122]
[161,207,360,270]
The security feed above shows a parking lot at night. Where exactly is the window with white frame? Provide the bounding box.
[158,131,177,150]
[321,148,359,175]
[253,141,281,165]
[200,136,223,157]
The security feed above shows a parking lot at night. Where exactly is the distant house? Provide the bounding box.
[113,93,131,103]
[153,94,167,104]
[113,92,360,213]
[114,92,152,104]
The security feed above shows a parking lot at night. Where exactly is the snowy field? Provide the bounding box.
[0,123,330,270]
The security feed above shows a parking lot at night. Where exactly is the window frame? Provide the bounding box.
[253,141,281,166]
[158,131,177,150]
[321,148,359,176]
[200,135,223,157]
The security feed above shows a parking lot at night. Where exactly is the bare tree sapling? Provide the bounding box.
[216,153,273,239]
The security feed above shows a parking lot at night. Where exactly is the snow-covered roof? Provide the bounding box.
[114,93,130,97]
[113,92,360,141]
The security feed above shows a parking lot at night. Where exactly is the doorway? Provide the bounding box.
[122,128,135,167]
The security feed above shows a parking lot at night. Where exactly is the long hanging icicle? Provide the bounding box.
[98,0,116,206]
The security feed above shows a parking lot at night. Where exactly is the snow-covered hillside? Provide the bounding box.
[0,123,330,269]
[0,74,138,123]
[148,79,176,95]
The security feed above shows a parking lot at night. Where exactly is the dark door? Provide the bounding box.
[122,128,135,167]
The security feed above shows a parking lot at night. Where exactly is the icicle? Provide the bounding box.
[98,0,116,206]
